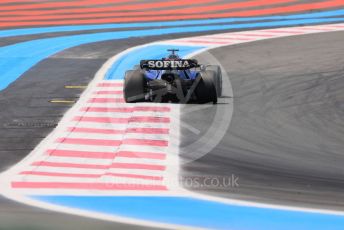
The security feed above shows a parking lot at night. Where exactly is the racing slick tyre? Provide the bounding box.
[207,65,222,97]
[195,70,217,104]
[124,70,146,103]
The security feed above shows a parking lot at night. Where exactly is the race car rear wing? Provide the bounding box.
[140,59,199,70]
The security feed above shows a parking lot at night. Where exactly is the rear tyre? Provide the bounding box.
[207,65,222,97]
[195,71,217,104]
[124,70,146,103]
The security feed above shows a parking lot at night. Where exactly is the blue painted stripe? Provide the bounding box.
[2,17,344,91]
[1,9,344,38]
[105,44,204,80]
[33,196,344,230]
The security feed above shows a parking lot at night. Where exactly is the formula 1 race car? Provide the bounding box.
[123,49,222,104]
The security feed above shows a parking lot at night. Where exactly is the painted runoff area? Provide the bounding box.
[1,9,344,38]
[1,24,344,229]
[2,9,344,90]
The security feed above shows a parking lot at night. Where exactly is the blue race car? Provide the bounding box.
[123,49,222,104]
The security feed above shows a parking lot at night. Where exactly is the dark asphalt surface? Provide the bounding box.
[0,198,155,230]
[181,31,344,211]
[0,16,344,230]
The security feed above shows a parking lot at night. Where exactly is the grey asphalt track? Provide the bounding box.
[181,30,344,211]
[0,198,157,230]
[1,19,344,230]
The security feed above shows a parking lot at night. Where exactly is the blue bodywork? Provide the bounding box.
[144,69,198,80]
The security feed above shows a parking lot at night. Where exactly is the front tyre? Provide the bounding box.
[124,70,146,103]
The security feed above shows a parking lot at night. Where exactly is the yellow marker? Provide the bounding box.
[49,100,76,104]
[64,85,87,89]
